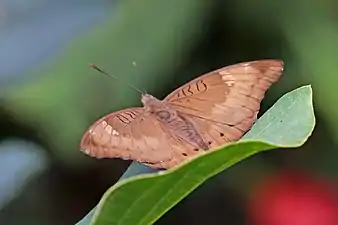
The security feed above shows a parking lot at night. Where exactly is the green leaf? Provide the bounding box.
[81,85,315,225]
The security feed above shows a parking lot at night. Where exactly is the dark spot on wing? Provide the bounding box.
[187,85,194,95]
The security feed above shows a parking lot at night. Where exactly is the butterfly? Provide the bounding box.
[80,60,284,169]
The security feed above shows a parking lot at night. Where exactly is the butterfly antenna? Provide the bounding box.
[88,63,144,94]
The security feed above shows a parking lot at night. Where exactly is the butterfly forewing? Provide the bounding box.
[80,108,174,165]
[164,60,284,146]
[80,110,208,169]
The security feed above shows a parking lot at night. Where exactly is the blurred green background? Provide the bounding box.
[0,1,337,225]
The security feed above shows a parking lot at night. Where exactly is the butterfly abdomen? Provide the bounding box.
[175,119,209,150]
[154,108,209,150]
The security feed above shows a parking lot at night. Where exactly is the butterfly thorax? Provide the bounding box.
[142,94,209,150]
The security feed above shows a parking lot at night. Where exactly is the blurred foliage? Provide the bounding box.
[3,0,210,167]
[0,0,337,225]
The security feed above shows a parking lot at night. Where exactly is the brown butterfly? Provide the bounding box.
[80,60,284,169]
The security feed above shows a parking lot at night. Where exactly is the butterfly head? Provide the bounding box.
[141,94,163,112]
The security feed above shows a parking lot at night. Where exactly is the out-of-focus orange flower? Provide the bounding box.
[248,169,338,225]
